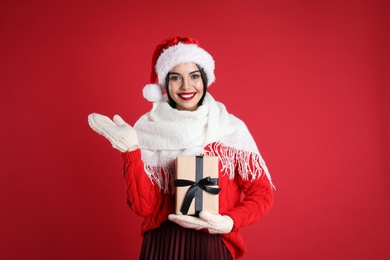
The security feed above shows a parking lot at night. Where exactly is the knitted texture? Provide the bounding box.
[133,93,274,191]
[122,143,274,259]
[88,113,139,152]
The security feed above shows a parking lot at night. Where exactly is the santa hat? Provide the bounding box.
[143,36,215,102]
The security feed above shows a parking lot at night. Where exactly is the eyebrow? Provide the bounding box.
[189,70,201,74]
[169,70,200,76]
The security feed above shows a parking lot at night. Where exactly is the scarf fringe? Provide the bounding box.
[144,165,175,194]
[205,142,270,182]
[144,143,274,193]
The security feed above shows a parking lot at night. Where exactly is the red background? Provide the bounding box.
[1,0,389,259]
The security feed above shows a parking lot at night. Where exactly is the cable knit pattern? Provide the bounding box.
[133,93,274,192]
[122,143,274,259]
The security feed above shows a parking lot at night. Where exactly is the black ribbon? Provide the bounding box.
[175,176,221,216]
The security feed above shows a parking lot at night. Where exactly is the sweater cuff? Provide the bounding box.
[121,149,142,162]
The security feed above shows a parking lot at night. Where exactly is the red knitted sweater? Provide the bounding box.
[122,143,274,259]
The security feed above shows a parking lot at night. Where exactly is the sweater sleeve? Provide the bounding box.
[223,157,274,230]
[121,149,161,217]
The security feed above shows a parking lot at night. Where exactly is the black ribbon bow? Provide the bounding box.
[175,176,221,216]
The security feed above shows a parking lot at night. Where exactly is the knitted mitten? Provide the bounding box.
[168,211,233,234]
[88,113,139,152]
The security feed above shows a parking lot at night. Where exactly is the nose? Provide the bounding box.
[180,78,190,90]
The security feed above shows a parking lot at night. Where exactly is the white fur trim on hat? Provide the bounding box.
[155,43,215,87]
[143,84,163,102]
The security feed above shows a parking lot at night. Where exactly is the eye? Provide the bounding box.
[191,73,200,79]
[169,75,181,81]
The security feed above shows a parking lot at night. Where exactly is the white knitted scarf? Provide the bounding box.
[134,93,273,193]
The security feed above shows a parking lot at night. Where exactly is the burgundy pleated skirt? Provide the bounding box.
[139,221,232,260]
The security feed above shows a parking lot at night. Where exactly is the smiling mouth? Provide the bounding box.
[178,93,196,101]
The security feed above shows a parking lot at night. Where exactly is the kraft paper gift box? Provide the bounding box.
[175,156,220,216]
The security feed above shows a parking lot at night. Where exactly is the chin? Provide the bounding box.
[177,103,199,111]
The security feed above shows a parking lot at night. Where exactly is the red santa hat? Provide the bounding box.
[143,36,215,102]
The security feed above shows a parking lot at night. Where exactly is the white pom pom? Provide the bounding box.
[142,84,163,102]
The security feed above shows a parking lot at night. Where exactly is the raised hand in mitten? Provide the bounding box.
[88,113,139,152]
[168,211,233,234]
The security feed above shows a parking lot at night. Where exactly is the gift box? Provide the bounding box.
[175,156,220,216]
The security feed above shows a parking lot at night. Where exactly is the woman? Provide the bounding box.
[88,36,274,259]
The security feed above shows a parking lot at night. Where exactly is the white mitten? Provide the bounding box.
[168,211,233,234]
[88,113,139,152]
[199,211,233,234]
[168,214,209,231]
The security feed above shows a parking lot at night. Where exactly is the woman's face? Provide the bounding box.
[168,63,204,111]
